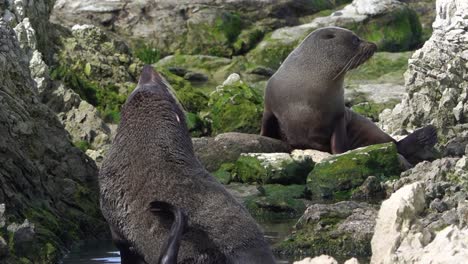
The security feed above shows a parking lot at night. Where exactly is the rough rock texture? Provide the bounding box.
[2,0,114,164]
[0,0,55,62]
[247,0,422,69]
[193,132,290,172]
[51,0,352,56]
[226,152,314,184]
[243,184,308,220]
[50,24,141,123]
[0,21,106,263]
[307,143,402,201]
[372,154,468,263]
[380,0,468,139]
[207,75,264,135]
[291,149,332,164]
[276,201,378,259]
[294,256,360,264]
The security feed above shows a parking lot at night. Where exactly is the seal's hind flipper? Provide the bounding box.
[396,125,438,164]
[149,201,188,264]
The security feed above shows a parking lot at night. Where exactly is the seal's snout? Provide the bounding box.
[138,65,163,86]
[367,42,377,52]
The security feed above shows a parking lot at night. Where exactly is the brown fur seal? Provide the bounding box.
[99,66,276,264]
[261,27,437,164]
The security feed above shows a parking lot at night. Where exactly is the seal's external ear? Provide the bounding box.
[138,65,163,86]
[149,201,188,264]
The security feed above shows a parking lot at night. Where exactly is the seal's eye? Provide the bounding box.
[352,36,361,45]
[322,34,336,39]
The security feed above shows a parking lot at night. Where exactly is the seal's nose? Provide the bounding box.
[138,65,163,86]
[368,42,378,52]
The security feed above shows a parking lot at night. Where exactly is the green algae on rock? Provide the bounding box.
[243,184,308,220]
[274,201,377,259]
[350,6,422,52]
[307,142,402,201]
[207,78,264,135]
[51,24,142,123]
[230,153,314,185]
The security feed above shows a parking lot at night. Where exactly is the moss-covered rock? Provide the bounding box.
[156,54,233,90]
[207,78,264,135]
[351,100,400,122]
[247,2,422,70]
[243,184,308,220]
[193,132,291,172]
[230,153,314,185]
[307,143,402,201]
[246,32,301,70]
[51,25,143,123]
[274,201,377,259]
[213,163,235,185]
[350,6,423,52]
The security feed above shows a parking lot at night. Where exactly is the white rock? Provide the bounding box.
[380,0,468,132]
[291,149,331,163]
[371,182,426,264]
[242,152,292,170]
[344,258,360,264]
[418,225,468,263]
[222,73,242,86]
[294,255,338,264]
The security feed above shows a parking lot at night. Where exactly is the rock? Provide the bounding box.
[156,54,233,87]
[276,201,377,259]
[307,143,402,200]
[228,152,314,184]
[417,225,468,263]
[49,24,142,124]
[344,258,360,264]
[207,77,264,134]
[291,149,332,163]
[184,72,209,82]
[380,0,468,136]
[247,0,422,69]
[248,66,275,77]
[226,183,262,201]
[371,182,427,264]
[222,73,242,86]
[193,132,290,172]
[45,83,112,153]
[0,236,7,258]
[0,20,105,262]
[7,219,36,256]
[0,204,4,228]
[351,176,385,201]
[51,0,351,56]
[443,129,468,157]
[294,255,338,264]
[243,184,307,220]
[0,0,54,61]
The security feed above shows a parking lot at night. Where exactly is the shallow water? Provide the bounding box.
[62,219,298,264]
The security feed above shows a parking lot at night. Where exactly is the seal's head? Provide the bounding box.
[118,65,193,159]
[295,26,377,80]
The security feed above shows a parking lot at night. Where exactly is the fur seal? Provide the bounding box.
[99,66,276,264]
[261,26,437,164]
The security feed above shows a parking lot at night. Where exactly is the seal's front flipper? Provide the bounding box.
[331,116,348,154]
[261,110,281,140]
[396,125,438,165]
[149,201,188,264]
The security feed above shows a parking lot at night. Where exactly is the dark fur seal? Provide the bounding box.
[99,66,275,264]
[261,27,437,163]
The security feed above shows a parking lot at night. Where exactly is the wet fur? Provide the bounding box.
[99,66,275,264]
[261,27,437,163]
